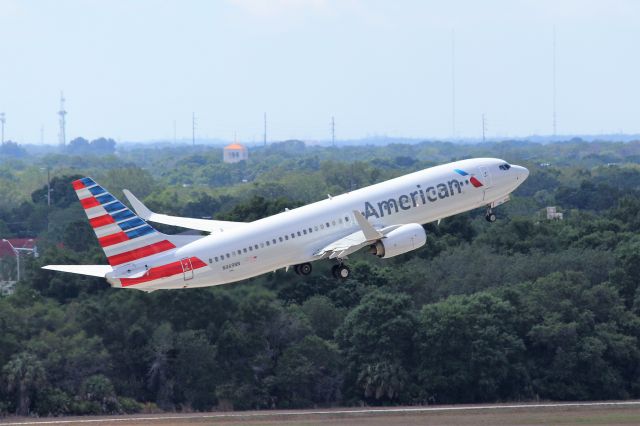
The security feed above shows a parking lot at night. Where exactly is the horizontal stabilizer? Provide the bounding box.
[123,189,245,233]
[42,265,113,277]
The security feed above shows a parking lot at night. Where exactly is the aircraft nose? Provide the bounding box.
[513,165,529,181]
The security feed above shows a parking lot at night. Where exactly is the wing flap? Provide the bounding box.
[123,189,245,233]
[314,213,404,259]
[42,265,113,277]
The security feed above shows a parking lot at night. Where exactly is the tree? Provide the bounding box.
[300,295,346,340]
[3,352,46,415]
[336,290,416,403]
[272,336,343,407]
[416,292,527,403]
[0,141,27,157]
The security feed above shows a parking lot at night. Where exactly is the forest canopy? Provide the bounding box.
[1,138,640,415]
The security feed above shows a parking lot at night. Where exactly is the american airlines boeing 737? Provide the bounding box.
[44,158,529,291]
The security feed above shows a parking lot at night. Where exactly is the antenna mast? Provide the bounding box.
[173,120,177,144]
[331,116,335,146]
[0,112,5,144]
[58,92,67,147]
[482,113,487,142]
[451,29,456,140]
[552,26,557,137]
[191,112,196,146]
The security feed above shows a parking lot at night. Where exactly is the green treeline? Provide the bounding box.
[0,139,640,415]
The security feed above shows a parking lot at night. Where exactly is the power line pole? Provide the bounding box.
[173,120,177,144]
[331,116,335,146]
[58,92,67,147]
[263,112,267,146]
[0,112,5,144]
[46,166,51,207]
[482,113,487,142]
[552,26,557,137]
[191,112,196,146]
[451,29,456,140]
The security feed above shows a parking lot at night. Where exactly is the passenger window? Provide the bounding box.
[345,216,349,222]
[285,235,289,240]
[303,229,307,235]
[266,241,270,246]
[249,246,253,251]
[254,244,259,249]
[320,224,324,229]
[215,256,218,262]
[243,248,247,253]
[297,231,301,236]
[309,228,313,233]
[291,233,295,239]
[326,222,330,228]
[273,238,277,244]
[226,253,230,258]
[279,237,283,242]
[209,258,212,264]
[314,226,318,231]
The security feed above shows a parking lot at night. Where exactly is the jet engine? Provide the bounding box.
[369,223,426,258]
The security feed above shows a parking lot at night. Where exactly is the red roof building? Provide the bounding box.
[0,238,38,258]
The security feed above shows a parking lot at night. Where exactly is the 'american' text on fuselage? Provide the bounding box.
[363,179,465,219]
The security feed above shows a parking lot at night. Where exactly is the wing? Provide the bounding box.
[43,265,113,277]
[123,190,246,234]
[314,210,401,259]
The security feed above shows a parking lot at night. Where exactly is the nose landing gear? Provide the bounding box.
[485,207,497,223]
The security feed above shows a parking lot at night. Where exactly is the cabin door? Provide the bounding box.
[181,258,194,281]
[478,166,493,201]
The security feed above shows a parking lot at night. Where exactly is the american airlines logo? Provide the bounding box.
[454,168,483,187]
[363,168,480,219]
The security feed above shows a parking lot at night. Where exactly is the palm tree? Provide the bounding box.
[3,352,46,415]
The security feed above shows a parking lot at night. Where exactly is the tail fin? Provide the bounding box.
[72,177,177,268]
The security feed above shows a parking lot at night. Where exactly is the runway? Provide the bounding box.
[3,400,640,425]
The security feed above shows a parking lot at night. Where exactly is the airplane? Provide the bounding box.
[43,158,529,291]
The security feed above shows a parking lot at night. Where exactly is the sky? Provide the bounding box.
[0,0,639,144]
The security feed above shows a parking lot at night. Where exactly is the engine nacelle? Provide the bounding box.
[369,223,427,259]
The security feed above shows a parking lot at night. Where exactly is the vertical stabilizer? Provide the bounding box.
[72,177,177,268]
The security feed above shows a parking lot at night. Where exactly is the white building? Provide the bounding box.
[223,143,249,164]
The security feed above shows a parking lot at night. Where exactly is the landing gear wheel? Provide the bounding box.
[332,264,350,280]
[485,212,497,223]
[298,263,312,276]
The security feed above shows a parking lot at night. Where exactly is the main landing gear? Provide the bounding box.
[485,207,497,223]
[331,263,350,280]
[294,263,313,276]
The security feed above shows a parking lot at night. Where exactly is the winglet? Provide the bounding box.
[353,210,383,241]
[123,189,153,220]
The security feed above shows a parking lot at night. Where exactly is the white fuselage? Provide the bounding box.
[107,158,528,290]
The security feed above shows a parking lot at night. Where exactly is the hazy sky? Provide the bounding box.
[1,0,638,144]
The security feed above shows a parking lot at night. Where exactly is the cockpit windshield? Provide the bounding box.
[498,163,511,171]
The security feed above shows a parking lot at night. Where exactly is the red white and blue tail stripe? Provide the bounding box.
[72,177,177,268]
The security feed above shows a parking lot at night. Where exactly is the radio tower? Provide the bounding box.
[58,92,67,147]
[263,112,267,146]
[451,29,456,140]
[331,116,335,146]
[0,112,5,144]
[552,26,557,137]
[482,113,487,142]
[191,112,196,146]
